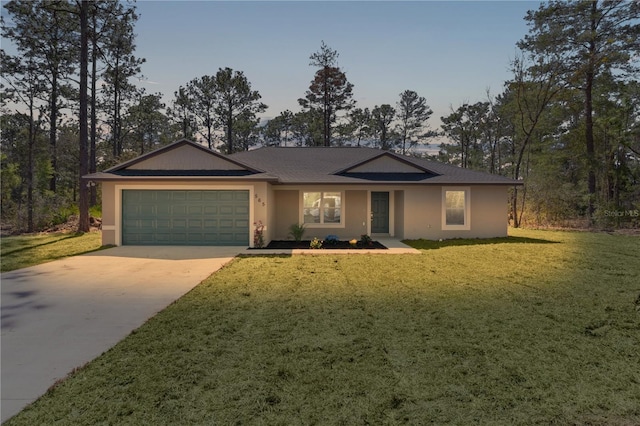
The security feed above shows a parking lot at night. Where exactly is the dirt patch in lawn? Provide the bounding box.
[258,240,388,250]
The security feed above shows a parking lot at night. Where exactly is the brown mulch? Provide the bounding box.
[257,240,388,250]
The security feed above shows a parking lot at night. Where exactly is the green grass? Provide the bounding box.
[1,231,104,272]
[7,229,640,425]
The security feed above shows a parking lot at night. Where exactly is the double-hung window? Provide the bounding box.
[302,191,342,225]
[442,187,470,230]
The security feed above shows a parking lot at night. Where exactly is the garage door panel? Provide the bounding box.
[172,234,187,243]
[203,222,219,231]
[188,219,203,228]
[139,192,156,202]
[219,192,234,202]
[219,206,233,215]
[234,191,249,201]
[187,192,203,201]
[203,192,219,201]
[156,192,171,202]
[235,219,249,228]
[139,206,155,215]
[156,205,171,215]
[172,205,187,215]
[122,190,249,246]
[188,206,203,215]
[172,191,186,201]
[235,205,249,215]
[155,235,171,244]
[172,219,187,229]
[156,220,171,230]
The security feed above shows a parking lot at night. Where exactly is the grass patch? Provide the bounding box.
[7,229,640,424]
[1,231,104,272]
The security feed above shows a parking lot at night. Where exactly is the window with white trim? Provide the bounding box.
[302,191,342,225]
[442,187,470,230]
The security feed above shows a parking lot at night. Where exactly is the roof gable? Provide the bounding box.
[106,139,259,173]
[128,144,246,171]
[338,152,435,174]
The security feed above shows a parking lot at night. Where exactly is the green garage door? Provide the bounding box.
[122,190,249,246]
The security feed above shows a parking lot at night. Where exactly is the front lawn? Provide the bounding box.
[0,231,103,272]
[7,229,640,424]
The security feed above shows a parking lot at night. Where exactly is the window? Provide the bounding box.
[302,191,342,225]
[442,187,470,230]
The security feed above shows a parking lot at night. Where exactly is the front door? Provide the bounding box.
[371,192,389,234]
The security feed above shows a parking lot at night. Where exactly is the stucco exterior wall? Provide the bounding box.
[101,182,117,246]
[273,190,299,240]
[394,190,405,239]
[402,186,440,240]
[466,185,509,238]
[266,184,276,245]
[252,181,270,244]
[401,185,509,240]
[344,190,368,239]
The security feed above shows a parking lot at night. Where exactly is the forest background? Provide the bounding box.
[1,0,638,233]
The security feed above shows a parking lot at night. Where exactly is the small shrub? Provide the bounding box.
[309,237,323,249]
[288,223,306,241]
[349,238,358,247]
[325,234,339,245]
[360,234,372,246]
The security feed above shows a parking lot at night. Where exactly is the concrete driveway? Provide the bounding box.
[1,246,244,423]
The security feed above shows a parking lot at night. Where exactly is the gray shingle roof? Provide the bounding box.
[84,140,520,186]
[231,146,519,185]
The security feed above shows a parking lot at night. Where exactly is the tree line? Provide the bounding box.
[1,0,638,233]
[438,0,639,228]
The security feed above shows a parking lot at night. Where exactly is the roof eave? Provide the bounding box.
[83,172,280,182]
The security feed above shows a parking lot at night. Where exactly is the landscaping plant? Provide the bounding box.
[309,237,323,249]
[287,223,306,241]
[253,221,265,248]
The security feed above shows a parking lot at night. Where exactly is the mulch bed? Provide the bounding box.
[257,240,388,250]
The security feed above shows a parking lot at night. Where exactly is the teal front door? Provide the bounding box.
[371,192,389,234]
[122,190,249,246]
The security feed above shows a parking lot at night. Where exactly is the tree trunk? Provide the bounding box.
[584,0,598,220]
[112,57,121,157]
[207,113,213,150]
[511,187,519,228]
[585,73,597,220]
[78,0,90,233]
[323,67,329,147]
[49,72,58,193]
[27,96,35,233]
[89,7,97,207]
[182,112,188,139]
[227,100,233,154]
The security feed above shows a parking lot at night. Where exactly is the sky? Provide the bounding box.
[1,0,542,129]
[130,0,541,128]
